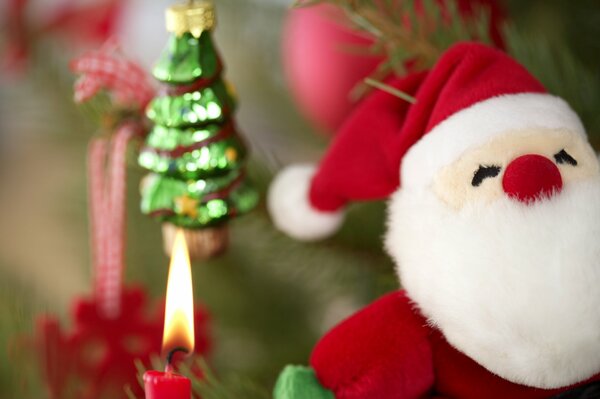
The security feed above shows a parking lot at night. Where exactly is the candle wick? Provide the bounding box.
[165,346,189,372]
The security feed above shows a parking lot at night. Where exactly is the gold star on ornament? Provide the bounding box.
[224,79,237,101]
[225,147,238,162]
[174,195,199,218]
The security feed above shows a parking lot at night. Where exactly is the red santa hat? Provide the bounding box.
[268,42,586,241]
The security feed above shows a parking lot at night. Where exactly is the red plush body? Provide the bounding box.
[311,292,600,399]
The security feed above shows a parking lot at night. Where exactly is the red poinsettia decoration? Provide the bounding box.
[34,286,210,399]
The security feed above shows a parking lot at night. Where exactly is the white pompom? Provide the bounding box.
[267,164,344,241]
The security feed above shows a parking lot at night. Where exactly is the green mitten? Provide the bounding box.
[273,365,335,399]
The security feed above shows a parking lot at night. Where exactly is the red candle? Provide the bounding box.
[144,368,191,399]
[145,230,195,399]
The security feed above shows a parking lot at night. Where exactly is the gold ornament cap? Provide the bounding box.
[166,0,216,38]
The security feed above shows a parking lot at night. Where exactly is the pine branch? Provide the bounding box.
[135,358,270,399]
[293,0,600,147]
[364,78,416,103]
[293,0,493,77]
[186,359,270,399]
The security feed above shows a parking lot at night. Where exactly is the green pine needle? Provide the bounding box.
[134,357,270,399]
[293,0,493,101]
[364,78,417,104]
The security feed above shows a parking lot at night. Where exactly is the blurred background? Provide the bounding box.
[0,0,599,397]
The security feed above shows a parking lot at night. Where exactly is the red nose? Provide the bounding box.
[502,154,563,203]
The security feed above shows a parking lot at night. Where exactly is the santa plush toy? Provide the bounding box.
[268,43,600,399]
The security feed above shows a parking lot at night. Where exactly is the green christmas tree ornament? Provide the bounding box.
[140,0,258,259]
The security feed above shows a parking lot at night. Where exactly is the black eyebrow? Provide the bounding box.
[472,165,502,187]
[554,149,578,166]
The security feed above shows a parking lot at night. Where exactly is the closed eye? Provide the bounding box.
[472,165,501,187]
[554,149,578,166]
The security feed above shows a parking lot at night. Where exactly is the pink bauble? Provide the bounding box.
[282,4,383,135]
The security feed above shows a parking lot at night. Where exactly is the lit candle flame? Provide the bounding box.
[162,230,195,358]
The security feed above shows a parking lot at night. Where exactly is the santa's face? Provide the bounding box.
[386,128,600,389]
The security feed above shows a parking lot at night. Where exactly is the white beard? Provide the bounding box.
[385,179,600,389]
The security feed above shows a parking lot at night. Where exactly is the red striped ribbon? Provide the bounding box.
[75,40,154,318]
[88,124,137,318]
[71,39,154,109]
